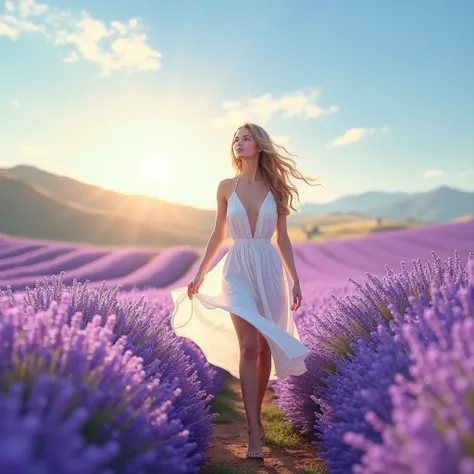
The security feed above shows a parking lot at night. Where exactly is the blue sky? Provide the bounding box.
[1,0,473,210]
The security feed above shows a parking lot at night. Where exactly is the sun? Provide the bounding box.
[139,156,170,186]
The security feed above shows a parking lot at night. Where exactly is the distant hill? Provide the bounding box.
[299,186,474,222]
[299,190,409,215]
[369,185,474,222]
[0,172,208,247]
[2,164,216,242]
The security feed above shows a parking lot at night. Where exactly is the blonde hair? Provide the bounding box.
[231,122,319,215]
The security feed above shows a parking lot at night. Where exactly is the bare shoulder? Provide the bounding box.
[217,177,237,200]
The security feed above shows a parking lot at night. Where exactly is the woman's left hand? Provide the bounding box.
[291,281,303,312]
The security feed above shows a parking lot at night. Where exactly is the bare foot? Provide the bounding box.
[246,429,264,460]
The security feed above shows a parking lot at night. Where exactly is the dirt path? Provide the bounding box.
[205,377,324,474]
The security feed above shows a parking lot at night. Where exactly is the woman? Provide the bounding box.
[170,122,316,460]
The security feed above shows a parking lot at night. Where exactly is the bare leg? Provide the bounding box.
[257,332,271,438]
[230,313,263,459]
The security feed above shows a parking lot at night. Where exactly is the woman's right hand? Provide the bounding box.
[187,272,204,300]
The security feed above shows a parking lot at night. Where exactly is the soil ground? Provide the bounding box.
[199,376,326,474]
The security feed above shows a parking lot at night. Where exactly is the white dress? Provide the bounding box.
[170,177,311,380]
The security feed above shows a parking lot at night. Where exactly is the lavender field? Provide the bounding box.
[0,218,473,473]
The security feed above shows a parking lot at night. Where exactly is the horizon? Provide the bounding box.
[1,0,473,210]
[2,162,473,212]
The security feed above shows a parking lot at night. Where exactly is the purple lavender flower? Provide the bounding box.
[1,273,215,467]
[312,323,411,473]
[275,252,473,436]
[345,316,474,474]
[0,295,199,473]
[315,258,474,473]
[123,287,226,396]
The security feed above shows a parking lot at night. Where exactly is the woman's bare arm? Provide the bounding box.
[275,213,299,284]
[195,180,229,276]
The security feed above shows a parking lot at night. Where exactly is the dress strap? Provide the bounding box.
[233,175,241,193]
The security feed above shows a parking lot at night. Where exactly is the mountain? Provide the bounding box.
[299,186,474,222]
[2,164,216,240]
[0,172,209,247]
[369,186,474,222]
[299,190,409,215]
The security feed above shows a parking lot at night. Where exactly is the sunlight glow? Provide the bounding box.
[139,156,171,186]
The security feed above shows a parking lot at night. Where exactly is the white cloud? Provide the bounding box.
[327,126,386,148]
[424,169,444,179]
[460,169,474,177]
[9,98,20,107]
[12,0,47,16]
[0,21,19,38]
[213,89,338,128]
[0,0,162,77]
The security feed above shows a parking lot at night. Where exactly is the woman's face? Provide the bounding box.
[233,127,259,160]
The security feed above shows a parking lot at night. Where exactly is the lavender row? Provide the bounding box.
[1,219,472,292]
[0,244,75,272]
[274,250,472,432]
[165,246,230,290]
[0,242,44,259]
[316,255,474,473]
[0,274,221,473]
[88,246,200,291]
[297,220,474,281]
[275,251,474,473]
[0,249,110,289]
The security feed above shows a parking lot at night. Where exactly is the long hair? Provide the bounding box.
[231,122,319,216]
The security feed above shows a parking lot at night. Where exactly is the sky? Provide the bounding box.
[0,0,473,210]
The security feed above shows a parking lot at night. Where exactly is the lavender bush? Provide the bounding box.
[345,285,474,473]
[0,294,199,473]
[128,288,226,396]
[0,273,216,467]
[313,257,473,472]
[275,251,473,435]
[312,324,411,473]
